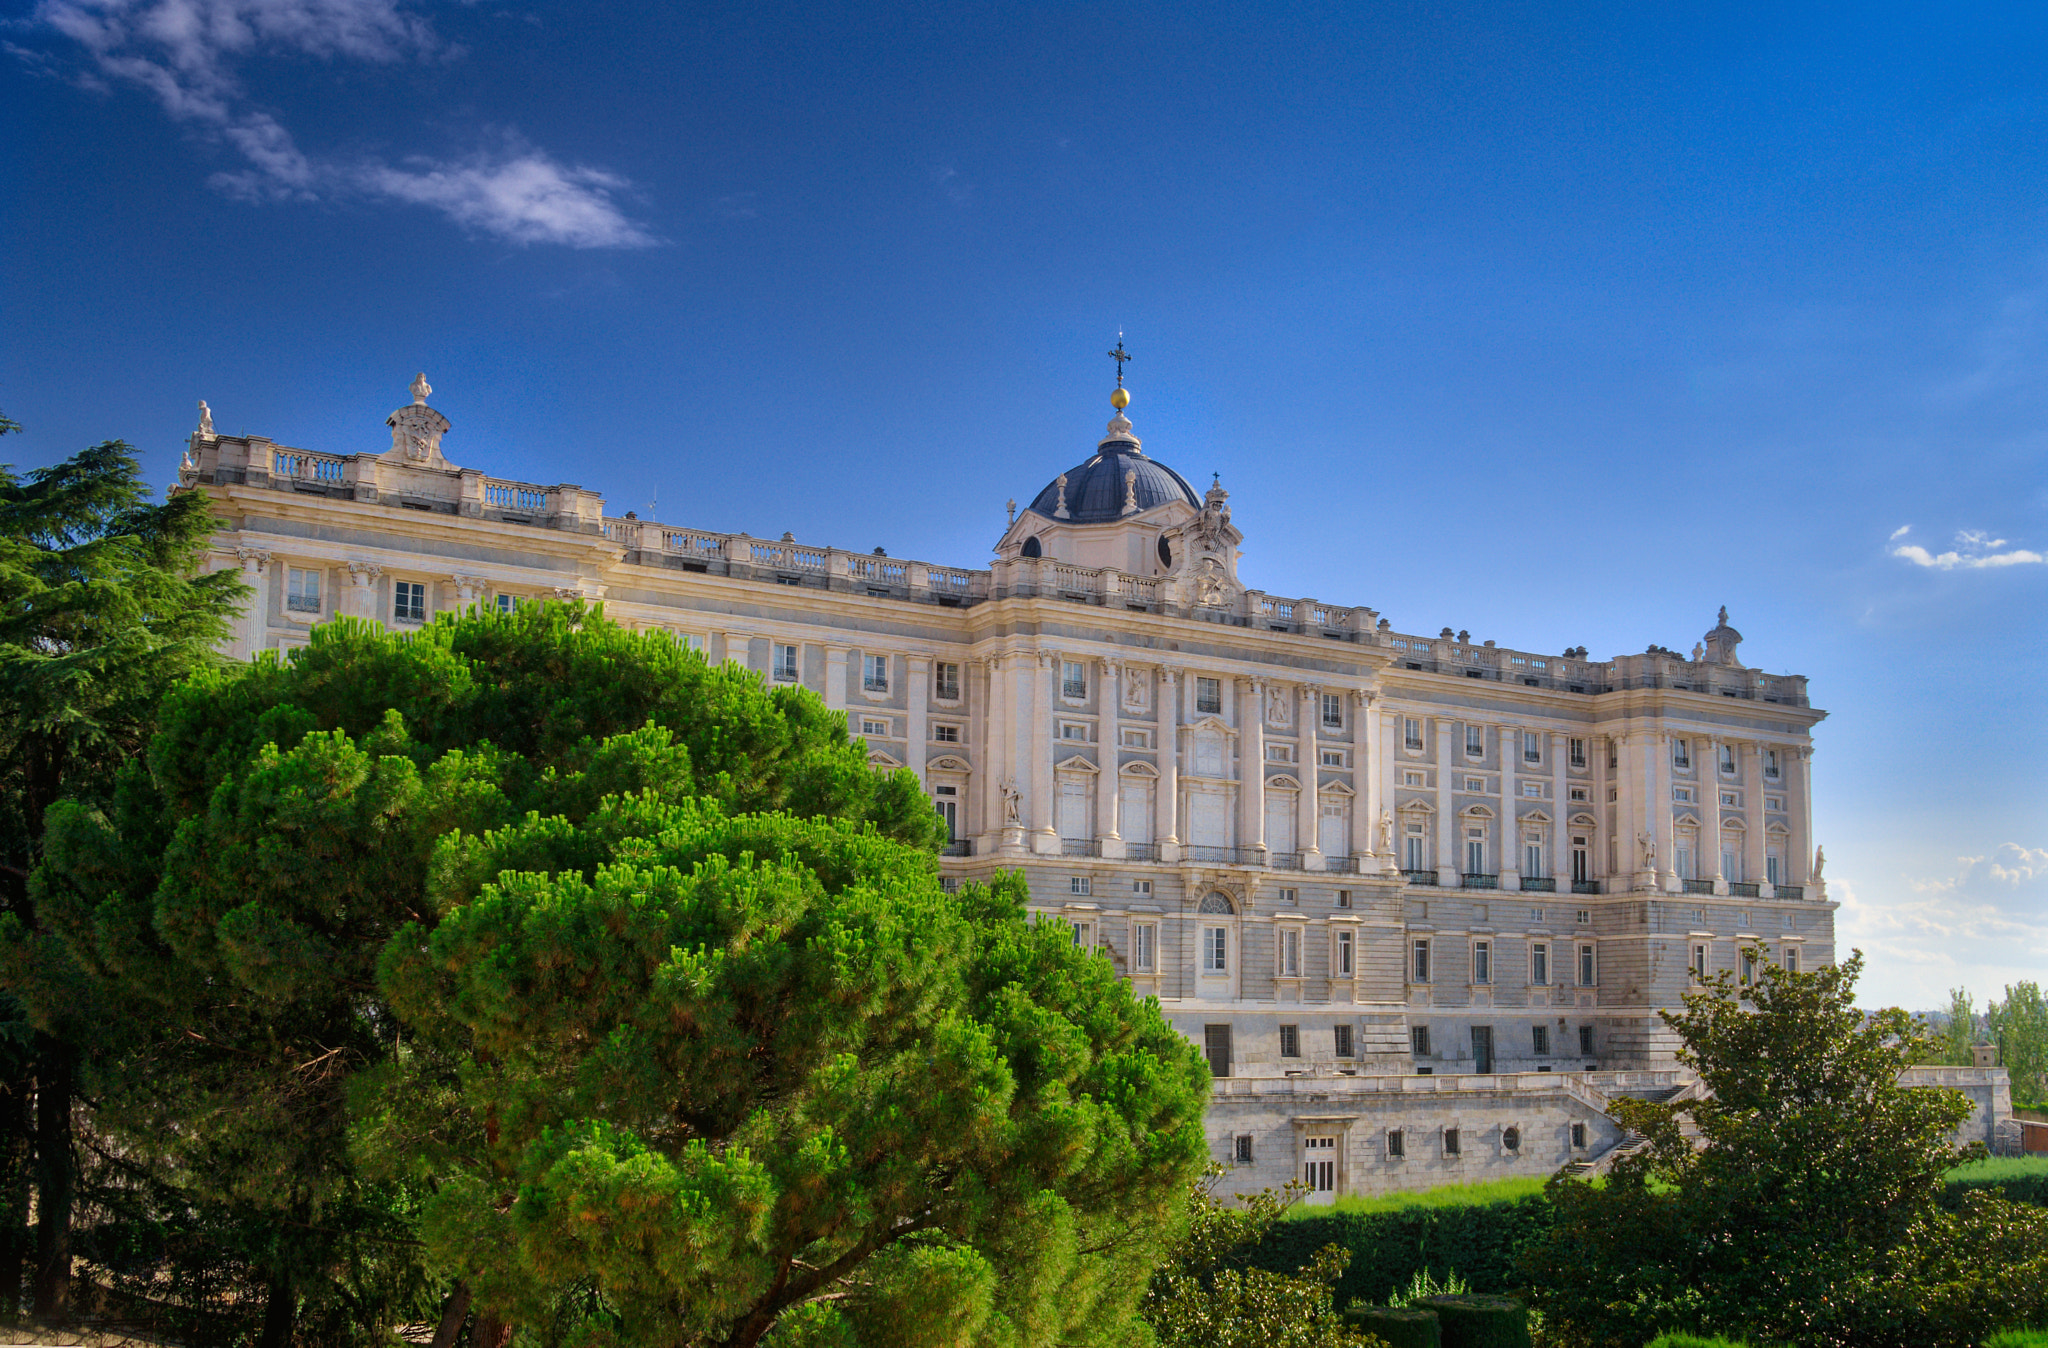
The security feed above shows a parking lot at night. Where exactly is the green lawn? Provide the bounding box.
[1947,1155,2048,1184]
[1985,1331,2048,1347]
[1281,1176,1550,1217]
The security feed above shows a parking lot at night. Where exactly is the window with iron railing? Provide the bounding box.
[773,644,799,682]
[392,581,426,624]
[933,661,960,700]
[1196,677,1222,715]
[286,567,322,613]
[1061,660,1087,699]
[863,653,889,692]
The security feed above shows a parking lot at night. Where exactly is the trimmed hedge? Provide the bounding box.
[1248,1175,2047,1308]
[1412,1295,1529,1348]
[1341,1306,1440,1348]
[1248,1196,1554,1306]
[1644,1336,1751,1348]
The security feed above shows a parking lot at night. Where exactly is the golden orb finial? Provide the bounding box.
[1110,386,1130,410]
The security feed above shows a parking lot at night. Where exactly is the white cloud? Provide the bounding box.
[24,0,654,248]
[1838,843,2048,1008]
[1887,525,2045,570]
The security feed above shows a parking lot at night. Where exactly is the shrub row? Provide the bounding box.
[1246,1174,2048,1306]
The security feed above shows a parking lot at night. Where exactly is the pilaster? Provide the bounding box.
[1030,651,1057,852]
[1241,677,1267,859]
[1157,667,1182,859]
[906,655,930,789]
[1434,717,1456,887]
[1298,683,1323,869]
[1097,658,1124,857]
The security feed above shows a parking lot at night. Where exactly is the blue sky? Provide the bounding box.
[4,0,2043,1010]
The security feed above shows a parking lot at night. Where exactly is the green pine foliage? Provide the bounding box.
[0,435,246,1318]
[24,602,1206,1344]
[1142,1177,1388,1348]
[1989,982,2048,1105]
[1521,949,2048,1348]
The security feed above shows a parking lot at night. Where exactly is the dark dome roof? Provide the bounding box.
[1026,435,1201,524]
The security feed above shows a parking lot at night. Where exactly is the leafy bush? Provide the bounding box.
[1411,1294,1528,1348]
[1342,1306,1440,1348]
[1642,1336,1751,1348]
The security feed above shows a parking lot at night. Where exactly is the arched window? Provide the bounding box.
[1021,535,1042,558]
[1198,892,1236,915]
[1157,536,1172,568]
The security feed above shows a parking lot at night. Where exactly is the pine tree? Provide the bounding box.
[32,602,1193,1345]
[0,431,244,1320]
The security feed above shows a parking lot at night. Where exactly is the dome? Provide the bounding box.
[1025,431,1201,524]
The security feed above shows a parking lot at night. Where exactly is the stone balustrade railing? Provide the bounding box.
[1210,1068,1686,1098]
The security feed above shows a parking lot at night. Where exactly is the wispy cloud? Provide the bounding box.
[1888,525,2045,570]
[24,0,655,248]
[1837,843,2048,1007]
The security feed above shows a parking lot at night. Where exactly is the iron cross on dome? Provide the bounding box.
[1107,338,1132,387]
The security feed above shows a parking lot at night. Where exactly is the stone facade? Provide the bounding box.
[177,373,1887,1197]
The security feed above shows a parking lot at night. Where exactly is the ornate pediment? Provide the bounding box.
[385,372,453,468]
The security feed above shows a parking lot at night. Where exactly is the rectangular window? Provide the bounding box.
[1579,1025,1595,1056]
[1691,943,1708,979]
[1569,787,1588,802]
[1204,1024,1232,1077]
[1764,748,1781,780]
[934,794,956,842]
[392,580,426,624]
[1465,725,1484,757]
[932,724,960,742]
[1196,677,1222,714]
[1320,748,1346,766]
[1466,776,1485,792]
[1334,929,1354,977]
[1530,907,1545,923]
[1334,1024,1354,1057]
[863,653,889,692]
[1404,771,1425,787]
[1672,739,1691,770]
[1411,1025,1431,1056]
[1673,787,1694,803]
[1235,1134,1255,1164]
[1404,718,1424,751]
[1531,942,1549,985]
[1335,889,1352,909]
[1473,940,1492,985]
[1533,1025,1550,1055]
[933,662,960,700]
[1412,938,1431,983]
[1062,660,1087,699]
[1569,737,1586,768]
[286,567,322,613]
[1203,927,1228,973]
[1444,1128,1461,1156]
[1522,782,1541,798]
[1525,838,1544,876]
[1069,877,1091,896]
[1721,791,1738,807]
[1766,795,1786,812]
[1784,945,1800,974]
[494,592,517,614]
[1571,1121,1586,1148]
[1134,922,1157,973]
[1060,722,1088,741]
[1572,839,1590,884]
[1070,920,1094,948]
[1719,743,1737,775]
[1405,830,1426,872]
[1266,743,1296,761]
[1766,848,1782,885]
[1578,943,1596,986]
[1123,728,1152,748]
[1134,879,1152,894]
[774,644,799,682]
[1278,887,1298,905]
[1321,692,1343,728]
[1465,836,1486,874]
[1278,928,1301,977]
[1740,950,1756,985]
[1577,907,1591,925]
[1279,1024,1301,1058]
[1523,731,1542,763]
[1388,1128,1406,1158]
[861,718,888,736]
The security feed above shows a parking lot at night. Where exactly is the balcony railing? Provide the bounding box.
[1777,885,1804,901]
[1522,877,1557,893]
[1268,851,1303,871]
[1323,854,1360,875]
[1186,845,1254,866]
[1124,842,1160,862]
[1402,869,1438,886]
[1571,880,1602,895]
[940,840,973,858]
[1729,882,1760,898]
[1060,838,1100,858]
[286,594,323,613]
[1681,878,1715,895]
[1462,873,1500,890]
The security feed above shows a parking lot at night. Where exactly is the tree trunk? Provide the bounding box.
[472,1312,514,1348]
[0,1057,30,1323]
[29,1035,70,1322]
[429,1281,471,1348]
[255,1266,293,1348]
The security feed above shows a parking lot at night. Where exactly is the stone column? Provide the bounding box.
[968,657,991,842]
[1499,723,1522,891]
[1551,732,1570,884]
[1157,668,1181,860]
[823,646,849,713]
[1649,731,1676,892]
[1593,732,1611,883]
[1241,678,1267,859]
[1434,717,1456,886]
[1030,652,1057,853]
[232,547,272,658]
[988,655,1019,853]
[344,561,382,623]
[1298,683,1323,870]
[1616,731,1645,891]
[1704,736,1728,892]
[906,655,930,789]
[1743,741,1767,892]
[1354,690,1377,865]
[1097,659,1123,857]
[1792,745,1814,890]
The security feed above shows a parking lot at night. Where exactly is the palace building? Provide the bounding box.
[179,367,1991,1198]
